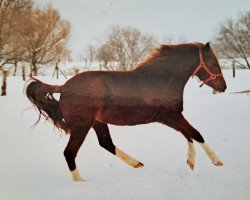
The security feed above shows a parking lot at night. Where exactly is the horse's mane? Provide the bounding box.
[135,43,202,70]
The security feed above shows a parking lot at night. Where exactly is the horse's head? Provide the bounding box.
[192,43,227,93]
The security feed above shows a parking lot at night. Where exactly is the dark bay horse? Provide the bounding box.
[26,42,227,181]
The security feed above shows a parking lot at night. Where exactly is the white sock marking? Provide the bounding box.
[115,147,143,168]
[200,142,223,166]
[71,168,84,181]
[187,141,196,170]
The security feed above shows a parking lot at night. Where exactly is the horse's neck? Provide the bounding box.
[135,56,197,88]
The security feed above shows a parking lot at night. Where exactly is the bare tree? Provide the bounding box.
[83,45,96,66]
[213,11,250,69]
[0,0,32,96]
[20,5,71,76]
[0,0,32,70]
[11,1,33,76]
[96,44,115,70]
[0,0,16,68]
[96,25,157,71]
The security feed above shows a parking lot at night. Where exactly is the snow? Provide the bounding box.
[0,69,250,200]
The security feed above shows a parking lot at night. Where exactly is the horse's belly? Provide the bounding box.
[95,106,157,126]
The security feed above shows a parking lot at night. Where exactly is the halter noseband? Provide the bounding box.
[192,46,223,87]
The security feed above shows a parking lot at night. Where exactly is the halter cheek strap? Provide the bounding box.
[192,47,223,87]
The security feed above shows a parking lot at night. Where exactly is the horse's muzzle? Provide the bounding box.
[216,85,227,93]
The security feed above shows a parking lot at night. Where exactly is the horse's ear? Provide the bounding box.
[205,42,210,50]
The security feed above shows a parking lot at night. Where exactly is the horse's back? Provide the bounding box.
[61,70,141,98]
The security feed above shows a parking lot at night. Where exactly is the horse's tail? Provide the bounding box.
[25,78,69,134]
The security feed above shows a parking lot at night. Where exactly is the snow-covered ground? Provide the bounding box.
[0,70,250,200]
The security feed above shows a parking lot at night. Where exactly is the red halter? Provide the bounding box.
[192,47,223,87]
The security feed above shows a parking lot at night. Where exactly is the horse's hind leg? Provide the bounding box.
[163,114,223,169]
[64,123,92,181]
[92,121,144,168]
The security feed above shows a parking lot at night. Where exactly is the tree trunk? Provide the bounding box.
[1,70,8,96]
[30,57,38,77]
[13,61,18,76]
[232,61,236,78]
[245,58,250,69]
[22,65,26,81]
[33,65,38,76]
[30,64,38,77]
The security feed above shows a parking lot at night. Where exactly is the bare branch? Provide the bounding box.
[213,12,250,69]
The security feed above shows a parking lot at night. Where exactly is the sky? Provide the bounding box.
[35,0,250,59]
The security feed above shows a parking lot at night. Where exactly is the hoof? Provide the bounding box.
[134,162,144,168]
[187,161,194,171]
[71,169,84,182]
[214,161,223,166]
[73,177,85,182]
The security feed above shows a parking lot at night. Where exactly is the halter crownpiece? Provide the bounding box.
[192,46,223,87]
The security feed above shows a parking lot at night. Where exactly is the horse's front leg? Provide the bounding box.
[162,113,223,169]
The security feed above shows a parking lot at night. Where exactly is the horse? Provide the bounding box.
[26,42,227,181]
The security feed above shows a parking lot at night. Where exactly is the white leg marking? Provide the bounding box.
[200,143,223,166]
[115,147,144,168]
[71,168,84,181]
[187,141,196,170]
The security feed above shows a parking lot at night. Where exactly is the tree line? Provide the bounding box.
[1,0,249,74]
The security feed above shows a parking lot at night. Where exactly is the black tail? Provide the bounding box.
[26,78,69,133]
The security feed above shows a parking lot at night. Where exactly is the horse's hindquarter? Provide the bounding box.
[59,72,108,123]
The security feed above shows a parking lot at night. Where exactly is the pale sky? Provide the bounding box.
[35,0,250,58]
